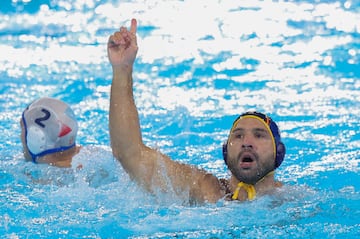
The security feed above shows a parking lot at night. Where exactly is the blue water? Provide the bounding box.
[1,0,359,238]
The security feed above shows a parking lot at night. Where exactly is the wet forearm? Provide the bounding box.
[109,65,142,160]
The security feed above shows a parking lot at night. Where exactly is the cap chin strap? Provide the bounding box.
[29,143,76,163]
[232,182,256,200]
[232,171,275,201]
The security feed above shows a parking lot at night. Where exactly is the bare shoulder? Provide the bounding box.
[192,172,224,203]
[142,147,224,203]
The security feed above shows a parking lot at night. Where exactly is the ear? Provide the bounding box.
[222,142,228,165]
[275,142,286,168]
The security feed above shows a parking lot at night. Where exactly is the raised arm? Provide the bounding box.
[108,19,144,179]
[108,19,223,203]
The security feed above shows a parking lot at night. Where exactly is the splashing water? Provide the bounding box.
[0,0,359,238]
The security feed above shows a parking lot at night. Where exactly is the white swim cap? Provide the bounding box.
[22,97,78,162]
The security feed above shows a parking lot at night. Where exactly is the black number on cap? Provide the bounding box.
[35,109,51,128]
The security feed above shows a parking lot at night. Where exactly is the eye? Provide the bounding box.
[233,132,244,139]
[254,132,266,139]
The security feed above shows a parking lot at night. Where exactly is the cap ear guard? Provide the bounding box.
[22,113,50,163]
[222,141,228,165]
[26,126,47,155]
[275,142,286,169]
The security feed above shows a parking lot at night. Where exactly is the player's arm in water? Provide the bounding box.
[108,19,223,203]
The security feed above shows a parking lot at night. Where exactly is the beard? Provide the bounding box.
[228,150,274,184]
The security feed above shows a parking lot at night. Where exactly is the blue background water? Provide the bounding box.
[0,0,359,238]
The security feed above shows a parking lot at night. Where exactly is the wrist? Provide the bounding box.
[112,64,133,74]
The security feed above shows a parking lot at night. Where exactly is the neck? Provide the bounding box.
[230,171,277,200]
[37,145,81,167]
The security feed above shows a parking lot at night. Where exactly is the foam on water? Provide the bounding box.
[0,0,359,238]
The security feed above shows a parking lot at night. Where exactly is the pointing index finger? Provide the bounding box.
[130,18,137,34]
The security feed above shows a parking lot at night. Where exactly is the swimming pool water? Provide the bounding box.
[0,0,359,238]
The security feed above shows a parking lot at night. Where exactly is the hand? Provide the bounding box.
[107,18,138,68]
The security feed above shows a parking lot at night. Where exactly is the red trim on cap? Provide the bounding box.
[58,124,72,137]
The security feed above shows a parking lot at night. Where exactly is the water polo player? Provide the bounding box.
[108,19,286,203]
[20,97,80,167]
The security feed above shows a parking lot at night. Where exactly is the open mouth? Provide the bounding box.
[239,153,255,169]
[242,156,254,163]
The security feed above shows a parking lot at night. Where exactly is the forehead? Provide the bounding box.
[232,117,268,131]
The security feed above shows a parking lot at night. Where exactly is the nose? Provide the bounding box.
[242,144,253,149]
[241,134,254,149]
